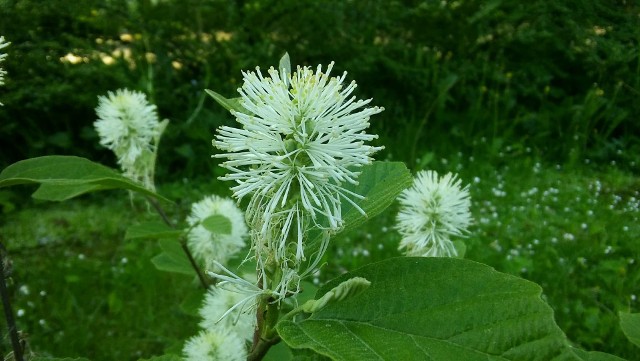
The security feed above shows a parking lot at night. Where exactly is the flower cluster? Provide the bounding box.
[0,36,10,105]
[183,328,247,361]
[213,61,383,300]
[94,89,167,190]
[395,170,472,257]
[182,280,257,360]
[186,195,248,269]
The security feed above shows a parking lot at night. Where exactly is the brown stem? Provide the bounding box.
[146,196,174,228]
[248,334,280,361]
[180,239,209,289]
[248,295,281,361]
[0,243,24,361]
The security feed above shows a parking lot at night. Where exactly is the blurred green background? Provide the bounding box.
[1,0,638,175]
[0,0,639,360]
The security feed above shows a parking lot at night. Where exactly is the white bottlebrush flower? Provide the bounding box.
[0,36,10,105]
[395,170,472,257]
[183,328,247,361]
[199,283,255,341]
[186,195,248,268]
[94,88,167,190]
[213,62,383,279]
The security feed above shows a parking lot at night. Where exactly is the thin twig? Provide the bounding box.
[180,240,209,289]
[0,242,24,361]
[145,196,209,289]
[146,196,174,228]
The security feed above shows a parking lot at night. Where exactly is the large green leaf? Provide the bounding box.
[571,349,627,361]
[125,221,182,240]
[0,156,170,202]
[277,257,622,361]
[619,311,640,348]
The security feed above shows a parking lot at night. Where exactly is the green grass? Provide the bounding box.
[0,153,639,360]
[0,195,200,360]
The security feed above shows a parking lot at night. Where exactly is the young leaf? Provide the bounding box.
[306,161,411,252]
[125,221,182,240]
[279,52,292,76]
[619,311,640,348]
[339,161,412,234]
[303,161,411,270]
[0,156,170,202]
[201,214,232,235]
[151,239,195,276]
[277,257,622,361]
[204,89,247,113]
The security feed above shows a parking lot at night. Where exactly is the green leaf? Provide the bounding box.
[290,350,332,361]
[180,289,206,317]
[31,358,91,361]
[339,161,412,234]
[619,311,640,347]
[205,89,247,113]
[151,239,195,275]
[263,341,294,361]
[277,257,618,361]
[0,156,170,202]
[136,355,181,361]
[125,221,182,240]
[304,161,411,269]
[201,214,232,235]
[571,348,627,361]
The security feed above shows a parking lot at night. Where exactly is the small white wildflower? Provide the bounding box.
[187,195,248,268]
[199,284,255,341]
[94,89,168,190]
[395,170,472,257]
[18,285,29,295]
[183,329,247,361]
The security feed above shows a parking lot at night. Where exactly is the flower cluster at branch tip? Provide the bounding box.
[0,36,10,105]
[94,89,168,191]
[186,195,248,270]
[212,60,383,301]
[395,170,472,257]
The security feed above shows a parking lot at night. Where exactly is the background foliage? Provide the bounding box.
[0,0,638,360]
[1,0,638,175]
